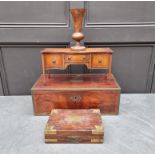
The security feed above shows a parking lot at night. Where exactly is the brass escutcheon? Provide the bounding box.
[70,95,81,102]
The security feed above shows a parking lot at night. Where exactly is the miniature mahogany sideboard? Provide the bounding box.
[41,47,113,76]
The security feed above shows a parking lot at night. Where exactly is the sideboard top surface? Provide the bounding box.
[41,48,113,54]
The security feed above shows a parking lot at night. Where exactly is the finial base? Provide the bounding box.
[71,45,86,51]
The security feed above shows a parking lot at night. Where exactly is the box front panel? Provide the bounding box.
[45,131,103,143]
[32,90,120,115]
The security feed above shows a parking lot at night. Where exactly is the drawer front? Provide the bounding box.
[44,54,63,68]
[64,54,90,62]
[32,90,120,115]
[92,54,109,68]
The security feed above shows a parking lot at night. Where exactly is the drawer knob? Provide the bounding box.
[52,60,56,64]
[83,56,89,60]
[83,57,86,60]
[68,57,71,60]
[98,59,102,63]
[70,95,81,102]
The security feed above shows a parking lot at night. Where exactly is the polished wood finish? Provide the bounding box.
[31,74,120,115]
[92,54,109,68]
[43,54,63,69]
[64,54,90,62]
[45,109,103,143]
[71,9,85,32]
[71,8,86,50]
[41,47,113,53]
[41,47,113,76]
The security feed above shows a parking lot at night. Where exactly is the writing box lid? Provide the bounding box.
[32,74,121,91]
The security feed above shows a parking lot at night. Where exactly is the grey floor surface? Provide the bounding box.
[0,94,155,154]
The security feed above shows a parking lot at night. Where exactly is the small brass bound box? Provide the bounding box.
[44,109,104,143]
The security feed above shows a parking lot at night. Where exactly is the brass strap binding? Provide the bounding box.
[92,125,103,135]
[45,124,56,135]
[45,139,58,143]
[65,136,80,143]
[91,138,103,143]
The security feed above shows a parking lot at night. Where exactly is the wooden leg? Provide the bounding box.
[67,65,71,74]
[70,65,72,73]
[41,54,45,75]
[84,65,87,73]
[47,69,50,79]
[107,54,112,79]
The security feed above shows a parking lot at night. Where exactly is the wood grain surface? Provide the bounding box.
[32,74,120,115]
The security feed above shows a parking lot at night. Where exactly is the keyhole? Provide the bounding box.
[74,96,77,103]
[70,95,81,103]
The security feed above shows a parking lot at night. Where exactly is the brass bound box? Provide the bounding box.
[45,109,104,143]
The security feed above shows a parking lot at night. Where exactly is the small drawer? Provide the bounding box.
[65,54,90,62]
[92,54,109,68]
[44,54,63,69]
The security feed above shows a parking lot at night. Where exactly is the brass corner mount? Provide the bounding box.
[70,8,86,51]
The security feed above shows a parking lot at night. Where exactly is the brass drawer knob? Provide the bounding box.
[68,57,71,60]
[98,59,102,63]
[52,60,56,64]
[83,56,89,60]
[83,56,86,60]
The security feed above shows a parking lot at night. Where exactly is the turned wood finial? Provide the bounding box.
[70,8,86,50]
